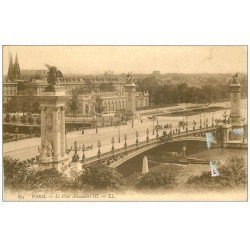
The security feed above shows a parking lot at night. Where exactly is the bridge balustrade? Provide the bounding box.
[81,124,219,167]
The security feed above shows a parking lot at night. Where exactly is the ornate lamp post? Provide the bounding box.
[97,140,101,159]
[74,140,78,155]
[124,133,127,150]
[118,122,121,143]
[136,131,139,147]
[82,144,86,163]
[156,126,159,140]
[29,125,33,138]
[15,126,18,141]
[193,120,196,130]
[182,145,186,156]
[95,115,98,133]
[131,112,134,128]
[111,137,115,154]
[82,118,85,134]
[72,140,79,162]
[152,116,155,135]
[206,117,208,128]
[157,109,159,126]
[65,130,68,151]
[146,128,149,143]
[223,111,227,124]
[185,116,188,132]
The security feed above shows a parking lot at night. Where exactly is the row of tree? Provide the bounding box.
[69,81,116,96]
[4,113,39,125]
[67,93,104,117]
[136,75,247,106]
[4,95,40,114]
[4,157,125,191]
[4,156,246,192]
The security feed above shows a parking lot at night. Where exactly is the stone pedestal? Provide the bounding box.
[142,156,149,174]
[228,75,244,142]
[124,82,136,113]
[38,87,69,171]
[221,124,232,143]
[229,82,242,129]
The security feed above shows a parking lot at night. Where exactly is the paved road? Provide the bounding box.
[3,99,247,161]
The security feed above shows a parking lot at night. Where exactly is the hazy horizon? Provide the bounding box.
[3,46,247,75]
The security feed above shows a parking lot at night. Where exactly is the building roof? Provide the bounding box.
[21,69,47,77]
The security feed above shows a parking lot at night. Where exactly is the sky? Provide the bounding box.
[3,46,247,75]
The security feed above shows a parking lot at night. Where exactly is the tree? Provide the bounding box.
[36,116,41,125]
[5,113,10,123]
[45,66,63,91]
[21,115,27,124]
[79,165,125,191]
[186,157,247,190]
[136,171,176,190]
[4,157,32,190]
[4,95,40,115]
[68,93,80,117]
[28,114,35,125]
[11,115,17,124]
[28,168,68,190]
[4,96,21,113]
[4,156,69,191]
[137,77,160,106]
[24,95,40,114]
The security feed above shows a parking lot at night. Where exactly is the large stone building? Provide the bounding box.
[66,90,149,116]
[17,73,126,95]
[3,80,18,103]
[4,57,150,112]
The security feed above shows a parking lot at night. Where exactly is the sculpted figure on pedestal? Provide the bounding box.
[232,73,240,84]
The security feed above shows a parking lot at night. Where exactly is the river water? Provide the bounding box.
[117,136,247,188]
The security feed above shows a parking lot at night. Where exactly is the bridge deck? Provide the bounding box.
[83,125,218,168]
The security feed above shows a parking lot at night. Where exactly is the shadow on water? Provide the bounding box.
[116,141,208,177]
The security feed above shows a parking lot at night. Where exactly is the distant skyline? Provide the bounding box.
[3,46,247,75]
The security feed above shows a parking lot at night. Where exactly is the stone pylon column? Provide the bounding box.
[60,107,66,157]
[53,107,60,161]
[124,74,136,113]
[142,156,149,174]
[40,107,46,147]
[38,87,69,171]
[229,73,242,128]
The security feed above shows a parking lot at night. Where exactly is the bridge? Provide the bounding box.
[82,125,220,169]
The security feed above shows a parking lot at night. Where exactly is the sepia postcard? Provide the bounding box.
[2,45,248,201]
